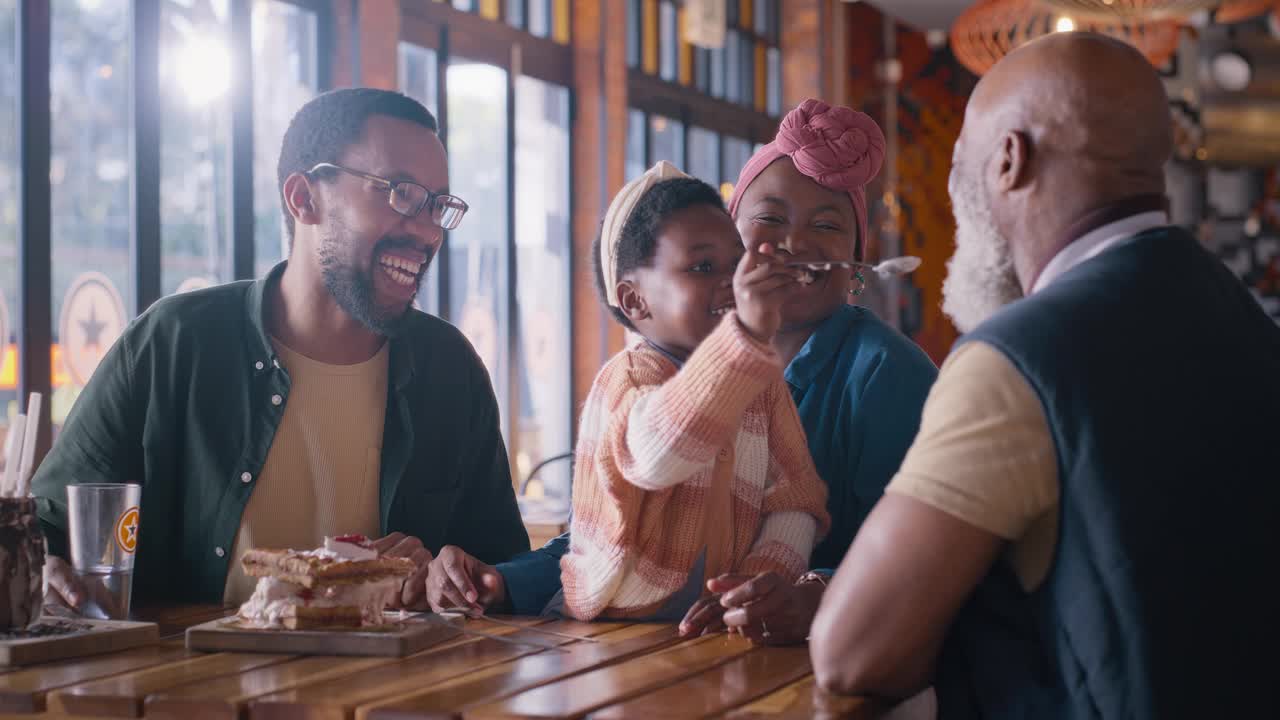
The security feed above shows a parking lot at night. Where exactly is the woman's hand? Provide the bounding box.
[711,571,826,645]
[678,593,728,637]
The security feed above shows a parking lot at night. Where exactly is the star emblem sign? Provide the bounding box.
[79,302,107,350]
[115,507,140,553]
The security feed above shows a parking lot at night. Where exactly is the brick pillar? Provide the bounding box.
[570,0,629,440]
[329,0,400,90]
[781,0,840,109]
[359,0,400,90]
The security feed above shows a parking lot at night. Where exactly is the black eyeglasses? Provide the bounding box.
[307,162,469,230]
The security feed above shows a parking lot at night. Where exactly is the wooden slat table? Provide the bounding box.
[2,606,891,720]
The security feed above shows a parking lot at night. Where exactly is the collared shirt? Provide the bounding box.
[33,263,530,605]
[1031,211,1170,294]
[498,304,938,614]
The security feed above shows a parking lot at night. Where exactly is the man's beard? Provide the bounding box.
[317,214,425,337]
[942,169,1024,333]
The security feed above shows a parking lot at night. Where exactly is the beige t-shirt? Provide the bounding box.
[886,342,1060,591]
[223,339,389,604]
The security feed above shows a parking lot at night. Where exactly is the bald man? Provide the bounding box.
[809,33,1280,719]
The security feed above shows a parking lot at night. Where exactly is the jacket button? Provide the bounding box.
[255,361,264,371]
[215,546,225,557]
[240,472,252,484]
[271,394,283,406]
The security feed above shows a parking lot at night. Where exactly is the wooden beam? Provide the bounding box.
[570,0,629,440]
[359,0,401,90]
[780,0,832,109]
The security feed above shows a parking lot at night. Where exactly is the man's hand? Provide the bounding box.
[710,571,826,645]
[43,555,86,613]
[371,532,434,610]
[426,545,507,613]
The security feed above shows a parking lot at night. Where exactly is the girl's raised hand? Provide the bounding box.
[733,242,798,342]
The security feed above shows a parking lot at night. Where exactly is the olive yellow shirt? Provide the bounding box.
[886,342,1059,591]
[223,339,388,604]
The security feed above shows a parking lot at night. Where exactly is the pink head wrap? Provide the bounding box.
[728,99,886,260]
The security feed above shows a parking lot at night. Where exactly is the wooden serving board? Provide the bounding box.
[0,618,159,667]
[185,613,462,657]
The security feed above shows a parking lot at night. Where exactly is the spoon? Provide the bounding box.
[784,255,922,278]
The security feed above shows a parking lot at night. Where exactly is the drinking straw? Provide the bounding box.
[16,393,42,497]
[2,413,27,498]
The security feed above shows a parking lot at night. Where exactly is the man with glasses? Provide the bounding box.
[35,88,529,612]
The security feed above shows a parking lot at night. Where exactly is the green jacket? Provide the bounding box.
[33,263,530,604]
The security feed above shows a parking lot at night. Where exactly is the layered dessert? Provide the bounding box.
[0,497,45,630]
[236,534,415,630]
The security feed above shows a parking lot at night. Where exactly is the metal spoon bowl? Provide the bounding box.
[783,255,922,278]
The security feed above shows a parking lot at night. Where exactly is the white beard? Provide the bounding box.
[942,170,1023,333]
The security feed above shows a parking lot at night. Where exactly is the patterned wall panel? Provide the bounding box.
[844,3,976,364]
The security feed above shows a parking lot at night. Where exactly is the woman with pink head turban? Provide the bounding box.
[413,102,938,642]
[679,100,939,644]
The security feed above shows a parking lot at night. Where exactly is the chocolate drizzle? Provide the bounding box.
[0,498,47,630]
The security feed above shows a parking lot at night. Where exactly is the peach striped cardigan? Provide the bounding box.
[562,314,831,621]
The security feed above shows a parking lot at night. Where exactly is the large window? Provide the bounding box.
[628,108,759,203]
[160,0,319,293]
[399,2,575,512]
[688,125,720,187]
[648,114,684,166]
[252,0,319,278]
[629,0,781,115]
[626,0,781,201]
[453,0,570,44]
[447,60,510,425]
[722,136,755,199]
[0,0,16,436]
[160,0,231,296]
[397,42,441,317]
[50,0,133,430]
[626,108,646,182]
[3,1,325,437]
[514,76,571,509]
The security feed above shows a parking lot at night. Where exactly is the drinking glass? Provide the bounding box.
[67,483,141,620]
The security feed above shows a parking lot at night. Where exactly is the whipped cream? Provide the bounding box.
[237,575,399,629]
[323,536,377,561]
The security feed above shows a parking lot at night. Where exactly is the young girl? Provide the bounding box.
[561,161,831,622]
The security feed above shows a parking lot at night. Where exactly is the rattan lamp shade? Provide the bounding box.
[1214,0,1273,23]
[1037,0,1222,20]
[950,0,1183,77]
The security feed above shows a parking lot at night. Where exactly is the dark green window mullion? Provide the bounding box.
[504,52,518,475]
[625,0,641,69]
[230,0,255,280]
[131,0,161,314]
[436,24,452,321]
[17,0,52,428]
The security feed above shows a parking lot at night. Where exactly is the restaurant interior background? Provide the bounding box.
[3,0,1279,542]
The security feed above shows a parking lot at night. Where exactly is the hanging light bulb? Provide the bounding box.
[1056,16,1078,32]
[1038,1,1220,21]
[950,0,1181,77]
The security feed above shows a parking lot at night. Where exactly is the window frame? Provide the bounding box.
[400,0,576,495]
[10,0,333,441]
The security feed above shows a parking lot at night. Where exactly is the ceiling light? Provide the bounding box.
[1208,51,1253,92]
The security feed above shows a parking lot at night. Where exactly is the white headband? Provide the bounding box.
[600,160,691,307]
